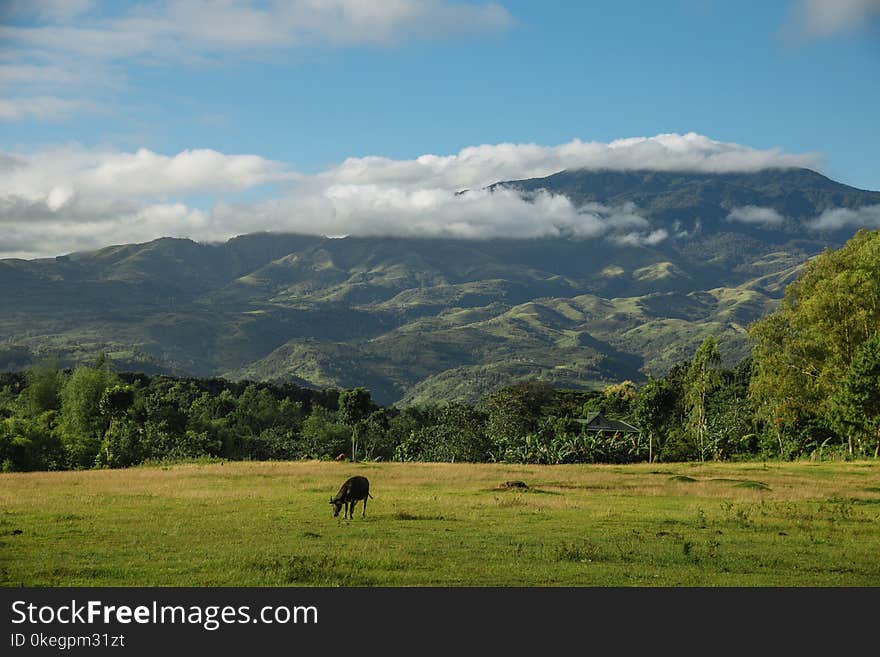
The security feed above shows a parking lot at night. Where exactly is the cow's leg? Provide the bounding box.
[362,496,367,518]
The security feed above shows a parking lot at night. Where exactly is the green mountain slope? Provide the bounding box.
[1,167,877,404]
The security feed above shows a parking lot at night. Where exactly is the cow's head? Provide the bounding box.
[330,497,343,517]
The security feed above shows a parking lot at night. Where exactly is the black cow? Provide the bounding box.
[330,475,373,519]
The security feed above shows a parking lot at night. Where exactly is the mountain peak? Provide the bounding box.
[2,169,879,404]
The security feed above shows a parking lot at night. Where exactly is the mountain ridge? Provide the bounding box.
[1,167,878,404]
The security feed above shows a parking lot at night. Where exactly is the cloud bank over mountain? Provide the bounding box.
[808,204,880,231]
[726,206,786,227]
[0,132,826,259]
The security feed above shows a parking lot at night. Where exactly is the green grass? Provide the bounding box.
[1,460,879,587]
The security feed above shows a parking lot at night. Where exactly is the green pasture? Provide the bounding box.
[2,460,879,586]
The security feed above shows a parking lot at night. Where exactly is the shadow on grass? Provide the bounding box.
[392,511,450,521]
[481,486,561,495]
[734,481,771,490]
[709,478,770,490]
[669,476,771,490]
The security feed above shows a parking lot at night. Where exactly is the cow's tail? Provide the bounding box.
[369,493,374,499]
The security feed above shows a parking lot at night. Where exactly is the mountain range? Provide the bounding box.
[2,167,879,405]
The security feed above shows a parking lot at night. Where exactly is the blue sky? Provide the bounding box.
[1,0,878,258]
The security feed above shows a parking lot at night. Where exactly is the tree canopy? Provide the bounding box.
[749,228,880,454]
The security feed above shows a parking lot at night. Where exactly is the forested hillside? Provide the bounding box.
[1,167,878,404]
[3,228,879,472]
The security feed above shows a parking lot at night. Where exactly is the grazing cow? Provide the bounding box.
[330,475,373,519]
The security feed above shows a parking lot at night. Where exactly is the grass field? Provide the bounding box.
[2,460,879,587]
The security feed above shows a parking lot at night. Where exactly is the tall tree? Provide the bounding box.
[632,378,674,463]
[338,387,373,426]
[338,387,373,461]
[300,407,350,460]
[23,357,62,416]
[58,359,119,468]
[600,380,637,418]
[484,380,555,446]
[684,336,721,461]
[749,228,880,454]
[833,330,880,456]
[396,402,489,463]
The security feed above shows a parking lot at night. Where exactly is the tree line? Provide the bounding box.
[2,228,878,471]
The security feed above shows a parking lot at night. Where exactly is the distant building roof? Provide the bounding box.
[574,412,640,434]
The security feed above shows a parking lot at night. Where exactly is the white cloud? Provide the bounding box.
[808,205,880,231]
[787,0,880,39]
[1,1,513,122]
[726,205,786,226]
[212,187,645,242]
[45,185,74,211]
[0,145,294,257]
[0,198,211,260]
[0,146,294,205]
[1,1,513,68]
[0,64,84,85]
[0,96,103,121]
[322,133,819,191]
[610,229,669,247]
[0,133,824,259]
